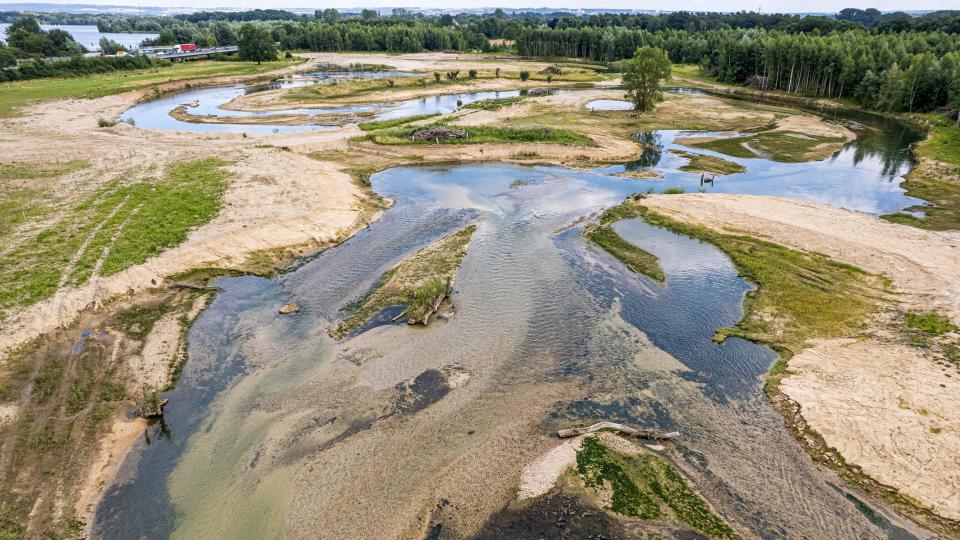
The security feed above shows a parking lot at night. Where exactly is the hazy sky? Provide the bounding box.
[5,0,956,13]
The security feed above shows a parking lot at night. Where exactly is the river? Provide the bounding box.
[92,95,926,537]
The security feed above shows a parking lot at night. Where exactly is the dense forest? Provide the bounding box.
[515,27,960,113]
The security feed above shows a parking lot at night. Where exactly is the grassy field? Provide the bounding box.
[576,436,740,539]
[0,59,301,117]
[364,125,594,146]
[0,160,90,242]
[0,158,228,318]
[884,115,960,231]
[673,150,745,175]
[332,224,477,338]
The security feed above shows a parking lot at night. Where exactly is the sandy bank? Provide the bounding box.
[638,193,960,524]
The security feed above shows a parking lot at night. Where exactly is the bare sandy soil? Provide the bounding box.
[640,193,960,522]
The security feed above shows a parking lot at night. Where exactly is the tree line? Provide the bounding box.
[516,26,960,114]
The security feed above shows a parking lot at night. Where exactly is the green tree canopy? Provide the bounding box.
[238,23,276,64]
[622,46,672,112]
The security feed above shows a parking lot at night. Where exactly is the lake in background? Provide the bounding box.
[0,24,158,51]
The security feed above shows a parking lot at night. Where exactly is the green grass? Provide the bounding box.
[661,187,686,194]
[462,96,525,111]
[364,125,593,146]
[689,137,758,159]
[673,150,745,175]
[917,115,960,165]
[882,115,960,231]
[688,132,846,163]
[113,303,168,342]
[357,113,440,131]
[905,311,957,336]
[0,59,302,117]
[585,225,665,283]
[576,436,740,539]
[0,158,228,317]
[0,160,89,181]
[613,202,885,358]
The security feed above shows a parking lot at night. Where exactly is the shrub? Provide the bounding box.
[284,50,293,59]
[519,70,530,81]
[433,71,441,82]
[468,69,477,79]
[662,187,685,194]
[97,117,117,127]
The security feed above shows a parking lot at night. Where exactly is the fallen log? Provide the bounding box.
[169,283,223,292]
[411,277,453,325]
[557,421,680,440]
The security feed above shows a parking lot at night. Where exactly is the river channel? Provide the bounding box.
[93,78,926,538]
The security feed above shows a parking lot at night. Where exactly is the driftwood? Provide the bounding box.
[408,277,452,326]
[409,126,467,142]
[526,88,553,96]
[557,421,680,440]
[169,282,222,292]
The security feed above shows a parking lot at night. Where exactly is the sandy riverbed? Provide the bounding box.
[639,193,960,522]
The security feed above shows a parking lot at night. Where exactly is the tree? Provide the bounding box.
[98,37,126,55]
[238,23,276,64]
[622,46,672,112]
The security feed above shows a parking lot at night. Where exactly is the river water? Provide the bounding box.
[92,103,926,537]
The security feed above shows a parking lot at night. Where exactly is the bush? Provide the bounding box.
[284,50,293,59]
[0,55,158,83]
[519,70,530,81]
[662,186,685,194]
[468,69,477,79]
[97,117,117,127]
[433,71,441,82]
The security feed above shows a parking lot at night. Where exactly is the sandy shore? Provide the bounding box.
[640,193,960,523]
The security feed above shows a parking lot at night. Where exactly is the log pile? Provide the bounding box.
[527,88,553,96]
[409,126,468,142]
[557,421,680,440]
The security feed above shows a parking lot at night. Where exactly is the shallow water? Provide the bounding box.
[586,98,635,111]
[120,73,522,134]
[94,134,925,537]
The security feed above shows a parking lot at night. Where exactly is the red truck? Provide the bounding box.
[177,43,197,53]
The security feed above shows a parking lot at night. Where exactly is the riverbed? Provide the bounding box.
[93,108,926,537]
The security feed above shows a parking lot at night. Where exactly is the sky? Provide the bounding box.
[2,0,956,13]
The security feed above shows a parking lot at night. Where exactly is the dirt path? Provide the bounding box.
[638,193,960,524]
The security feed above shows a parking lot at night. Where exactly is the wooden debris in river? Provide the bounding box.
[557,421,680,440]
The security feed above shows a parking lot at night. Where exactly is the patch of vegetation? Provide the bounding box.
[883,164,960,230]
[661,187,686,194]
[0,160,89,181]
[462,96,525,111]
[332,224,477,338]
[0,59,301,117]
[673,149,745,175]
[113,302,168,342]
[688,132,845,163]
[585,224,665,283]
[882,117,960,231]
[905,311,956,336]
[576,436,740,539]
[900,310,959,351]
[616,202,886,359]
[0,158,228,317]
[687,137,758,159]
[357,113,440,131]
[364,125,593,146]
